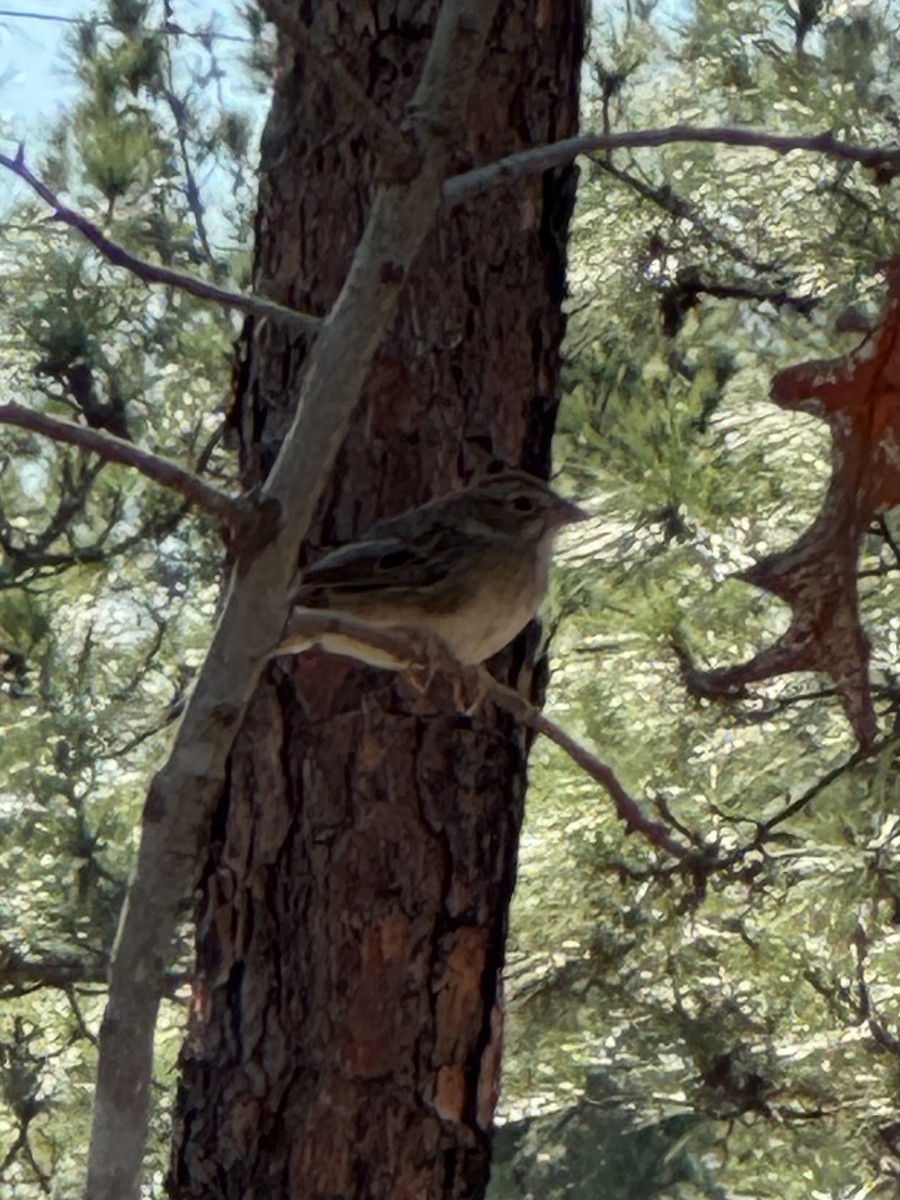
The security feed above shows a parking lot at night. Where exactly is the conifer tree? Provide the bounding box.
[0,2,896,1198]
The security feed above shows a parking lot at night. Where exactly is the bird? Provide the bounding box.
[278,469,587,669]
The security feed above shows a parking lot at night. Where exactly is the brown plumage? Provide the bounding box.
[289,470,586,665]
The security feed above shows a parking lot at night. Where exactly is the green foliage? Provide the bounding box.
[0,3,267,1193]
[0,1,897,1198]
[498,2,900,1198]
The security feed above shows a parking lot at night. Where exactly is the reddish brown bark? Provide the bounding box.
[169,4,584,1198]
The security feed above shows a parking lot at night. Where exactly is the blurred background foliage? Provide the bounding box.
[493,2,900,1198]
[0,1,897,1197]
[0,3,266,1192]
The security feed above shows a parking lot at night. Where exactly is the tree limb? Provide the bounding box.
[0,149,322,333]
[530,711,688,858]
[0,403,243,528]
[4,126,895,326]
[444,125,900,205]
[85,5,502,1198]
[277,610,689,859]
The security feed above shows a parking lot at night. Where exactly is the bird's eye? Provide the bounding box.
[512,494,537,512]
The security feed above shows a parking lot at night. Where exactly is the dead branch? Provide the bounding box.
[0,149,322,333]
[0,403,243,528]
[444,125,900,205]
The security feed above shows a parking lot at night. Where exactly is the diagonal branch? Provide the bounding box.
[591,154,779,271]
[530,711,688,858]
[0,149,322,333]
[0,403,243,528]
[444,125,900,205]
[277,610,689,859]
[85,5,502,1198]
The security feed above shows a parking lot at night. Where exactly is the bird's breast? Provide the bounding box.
[426,535,553,664]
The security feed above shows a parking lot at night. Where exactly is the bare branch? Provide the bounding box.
[525,712,688,857]
[86,5,502,1197]
[5,126,893,329]
[0,950,185,1001]
[259,0,421,183]
[592,154,775,271]
[0,403,242,528]
[853,923,900,1055]
[277,609,690,859]
[444,125,900,205]
[0,150,322,333]
[0,8,254,42]
[64,987,100,1047]
[759,750,869,834]
[0,952,109,996]
[159,63,216,266]
[0,494,189,588]
[671,276,817,315]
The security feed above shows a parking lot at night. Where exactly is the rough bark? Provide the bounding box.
[87,4,500,1197]
[169,4,583,1199]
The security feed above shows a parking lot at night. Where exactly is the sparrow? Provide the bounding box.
[277,469,587,668]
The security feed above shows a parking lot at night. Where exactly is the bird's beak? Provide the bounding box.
[558,497,590,525]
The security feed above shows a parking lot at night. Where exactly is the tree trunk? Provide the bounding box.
[169,4,583,1198]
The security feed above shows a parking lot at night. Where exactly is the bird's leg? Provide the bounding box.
[454,664,494,716]
[400,633,491,715]
[401,628,460,694]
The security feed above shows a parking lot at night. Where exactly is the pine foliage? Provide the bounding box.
[496,3,900,1197]
[0,4,264,1192]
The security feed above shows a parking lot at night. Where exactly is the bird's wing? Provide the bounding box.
[299,532,454,595]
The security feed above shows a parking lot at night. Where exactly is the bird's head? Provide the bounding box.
[457,470,588,542]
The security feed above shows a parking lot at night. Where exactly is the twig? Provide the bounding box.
[160,57,216,266]
[760,749,868,833]
[0,8,254,42]
[592,154,775,271]
[277,609,690,859]
[671,276,817,315]
[853,924,900,1055]
[0,149,322,333]
[65,987,99,1047]
[444,125,900,205]
[258,0,421,183]
[531,711,688,857]
[0,493,189,588]
[100,700,185,760]
[0,403,242,527]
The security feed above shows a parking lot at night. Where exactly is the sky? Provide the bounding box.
[0,3,254,129]
[0,2,82,131]
[0,2,263,213]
